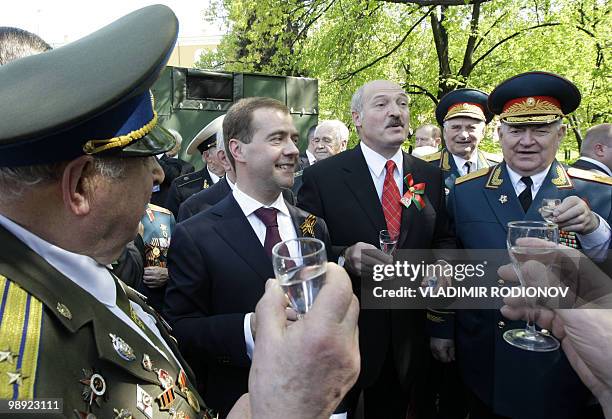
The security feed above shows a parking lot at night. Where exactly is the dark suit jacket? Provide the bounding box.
[0,224,205,418]
[178,178,297,222]
[164,194,331,416]
[298,145,455,387]
[165,168,215,216]
[572,157,611,177]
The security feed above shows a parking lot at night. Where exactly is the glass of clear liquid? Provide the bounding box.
[272,238,327,318]
[379,230,398,255]
[538,198,561,223]
[505,220,560,352]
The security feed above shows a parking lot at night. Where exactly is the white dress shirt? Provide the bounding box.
[506,165,611,252]
[360,141,404,201]
[452,152,479,176]
[208,167,221,184]
[306,149,317,166]
[0,213,180,365]
[233,186,297,360]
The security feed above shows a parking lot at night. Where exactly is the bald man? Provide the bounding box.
[573,123,612,177]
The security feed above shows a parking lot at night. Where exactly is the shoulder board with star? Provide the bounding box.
[0,276,42,400]
[480,151,503,163]
[454,166,491,185]
[567,167,612,186]
[420,151,441,162]
[147,203,173,215]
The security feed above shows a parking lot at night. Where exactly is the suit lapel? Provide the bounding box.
[211,195,274,282]
[398,152,434,247]
[342,147,387,233]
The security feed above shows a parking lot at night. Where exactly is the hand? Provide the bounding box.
[249,263,360,419]
[553,196,599,234]
[251,308,299,342]
[430,337,455,363]
[227,393,251,419]
[343,242,392,276]
[142,266,169,288]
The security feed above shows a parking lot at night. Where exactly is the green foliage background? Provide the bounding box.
[198,0,610,157]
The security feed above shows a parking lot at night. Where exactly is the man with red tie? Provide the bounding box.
[164,97,333,417]
[298,79,455,418]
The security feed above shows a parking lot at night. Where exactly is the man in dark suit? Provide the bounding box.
[572,123,612,177]
[299,124,318,169]
[298,79,455,418]
[164,97,332,417]
[165,115,226,216]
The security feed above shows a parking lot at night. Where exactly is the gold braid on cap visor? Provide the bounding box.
[82,110,158,155]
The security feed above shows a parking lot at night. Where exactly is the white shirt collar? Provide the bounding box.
[360,141,403,178]
[226,175,236,190]
[232,186,290,218]
[306,149,317,165]
[208,168,221,184]
[577,157,612,176]
[452,152,478,172]
[506,163,551,195]
[0,213,117,306]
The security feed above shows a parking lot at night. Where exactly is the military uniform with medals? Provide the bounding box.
[430,72,612,419]
[0,6,218,418]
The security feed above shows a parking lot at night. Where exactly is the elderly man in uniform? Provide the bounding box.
[421,88,501,191]
[430,71,612,419]
[0,6,360,418]
[573,123,612,177]
[165,115,226,216]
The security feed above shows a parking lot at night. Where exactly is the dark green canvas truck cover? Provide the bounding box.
[152,66,318,169]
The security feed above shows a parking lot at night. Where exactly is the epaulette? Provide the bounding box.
[147,203,173,215]
[294,170,303,178]
[0,276,42,400]
[420,151,441,162]
[481,151,503,163]
[567,167,612,186]
[455,166,491,185]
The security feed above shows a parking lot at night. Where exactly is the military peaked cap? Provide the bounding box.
[186,115,225,155]
[436,88,493,126]
[0,5,179,166]
[488,71,581,125]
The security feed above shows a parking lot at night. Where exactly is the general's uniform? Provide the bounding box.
[0,5,219,418]
[433,161,612,418]
[430,71,612,419]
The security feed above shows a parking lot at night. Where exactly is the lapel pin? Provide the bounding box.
[113,408,133,419]
[136,385,153,419]
[57,302,72,319]
[141,354,153,372]
[499,195,508,204]
[109,333,136,362]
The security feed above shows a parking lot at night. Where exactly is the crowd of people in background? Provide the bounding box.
[1,5,612,419]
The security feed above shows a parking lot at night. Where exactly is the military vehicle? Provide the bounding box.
[152,66,318,168]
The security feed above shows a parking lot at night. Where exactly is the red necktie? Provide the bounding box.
[382,160,402,238]
[254,207,289,259]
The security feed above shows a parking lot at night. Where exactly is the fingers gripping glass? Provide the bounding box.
[272,238,327,318]
[505,221,560,352]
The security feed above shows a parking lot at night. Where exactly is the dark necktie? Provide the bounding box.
[464,161,472,174]
[518,176,533,212]
[254,207,289,258]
